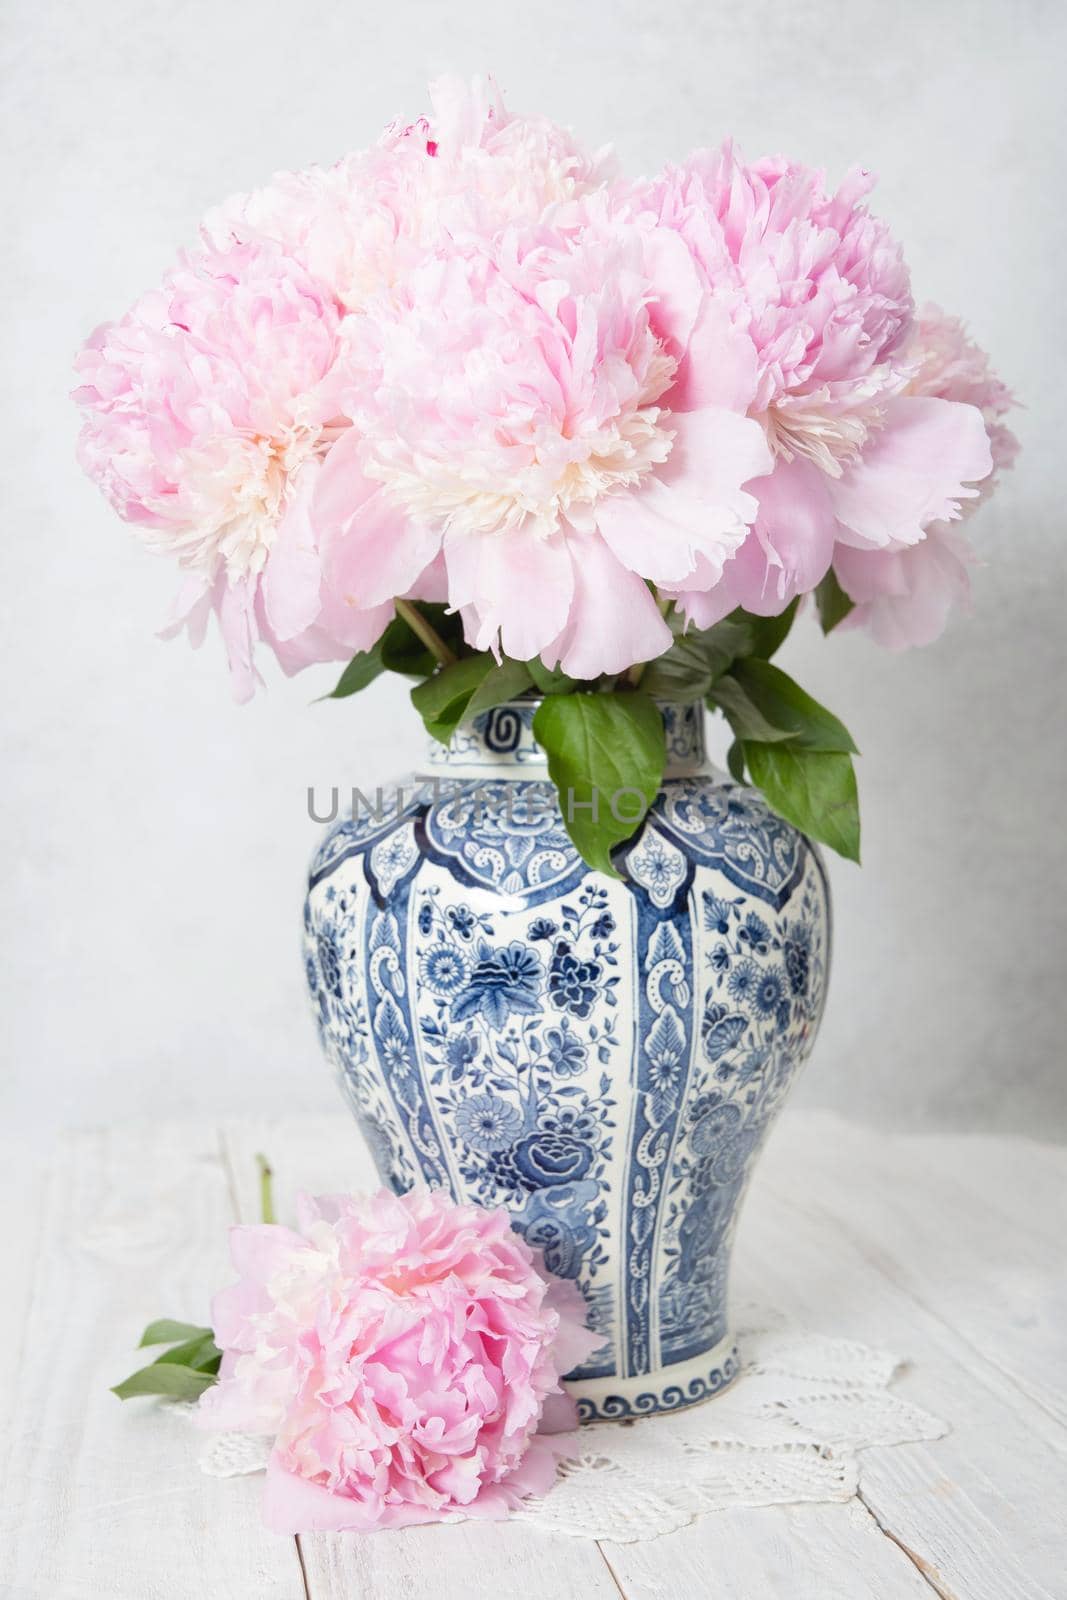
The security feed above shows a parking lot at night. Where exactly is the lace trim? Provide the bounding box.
[194,1314,946,1543]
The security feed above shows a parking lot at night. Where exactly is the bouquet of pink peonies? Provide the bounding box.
[73,75,1017,870]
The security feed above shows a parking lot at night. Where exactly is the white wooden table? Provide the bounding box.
[2,1111,1064,1600]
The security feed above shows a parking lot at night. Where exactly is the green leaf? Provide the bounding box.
[683,617,754,680]
[465,658,534,720]
[155,1333,222,1373]
[380,605,465,677]
[526,659,579,695]
[710,660,857,754]
[139,1319,211,1348]
[378,628,436,679]
[814,570,855,634]
[708,675,798,745]
[744,743,861,863]
[532,693,666,877]
[412,655,534,744]
[111,1362,217,1403]
[731,600,799,660]
[321,606,469,700]
[410,655,495,745]
[320,641,387,701]
[644,616,758,702]
[640,636,717,701]
[726,739,747,783]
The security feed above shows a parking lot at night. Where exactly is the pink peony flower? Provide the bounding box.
[315,214,772,675]
[73,239,391,699]
[630,148,994,625]
[204,75,611,314]
[197,1186,598,1534]
[900,304,1019,480]
[833,306,1019,647]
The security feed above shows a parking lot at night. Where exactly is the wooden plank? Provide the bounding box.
[220,1117,622,1600]
[792,1116,1067,1428]
[0,1124,305,1600]
[0,1138,50,1440]
[603,1500,937,1599]
[732,1112,1067,1600]
[858,1448,1059,1600]
[301,1520,623,1600]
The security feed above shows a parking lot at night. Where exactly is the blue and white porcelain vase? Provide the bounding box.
[303,700,830,1420]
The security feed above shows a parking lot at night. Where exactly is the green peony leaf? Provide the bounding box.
[710,660,857,754]
[643,615,758,701]
[111,1362,217,1403]
[814,570,855,634]
[139,1319,211,1348]
[726,739,747,783]
[410,656,495,744]
[380,605,466,677]
[532,692,666,877]
[411,656,533,745]
[730,599,800,660]
[744,743,861,863]
[708,675,797,744]
[155,1333,222,1373]
[640,636,718,701]
[322,606,468,700]
[526,659,579,695]
[464,658,535,720]
[320,639,388,700]
[682,617,754,679]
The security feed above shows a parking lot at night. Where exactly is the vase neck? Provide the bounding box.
[421,700,708,778]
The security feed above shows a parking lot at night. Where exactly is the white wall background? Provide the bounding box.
[2,0,1064,1135]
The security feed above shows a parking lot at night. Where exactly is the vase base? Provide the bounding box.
[567,1334,740,1423]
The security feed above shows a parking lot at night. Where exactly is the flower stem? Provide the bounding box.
[394,599,457,667]
[627,595,675,688]
[255,1153,276,1225]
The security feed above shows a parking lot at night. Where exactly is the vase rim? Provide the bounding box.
[419,698,709,778]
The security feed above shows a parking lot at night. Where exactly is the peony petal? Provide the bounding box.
[538,1391,582,1434]
[315,429,442,610]
[642,224,704,357]
[541,520,672,678]
[158,572,213,646]
[596,407,770,586]
[261,461,324,643]
[405,549,449,604]
[444,523,573,660]
[672,571,741,631]
[262,1455,383,1534]
[707,455,838,617]
[216,578,262,704]
[541,1276,603,1375]
[829,396,993,550]
[226,1222,308,1284]
[666,297,760,414]
[834,525,975,649]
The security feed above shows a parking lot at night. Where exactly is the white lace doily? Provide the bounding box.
[194,1315,945,1543]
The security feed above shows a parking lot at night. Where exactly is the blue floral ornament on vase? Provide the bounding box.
[304,700,831,1420]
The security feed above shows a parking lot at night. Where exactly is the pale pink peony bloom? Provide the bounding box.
[73,240,391,699]
[901,304,1019,480]
[315,215,772,674]
[834,306,1019,647]
[630,149,993,625]
[204,75,611,313]
[197,1187,597,1534]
